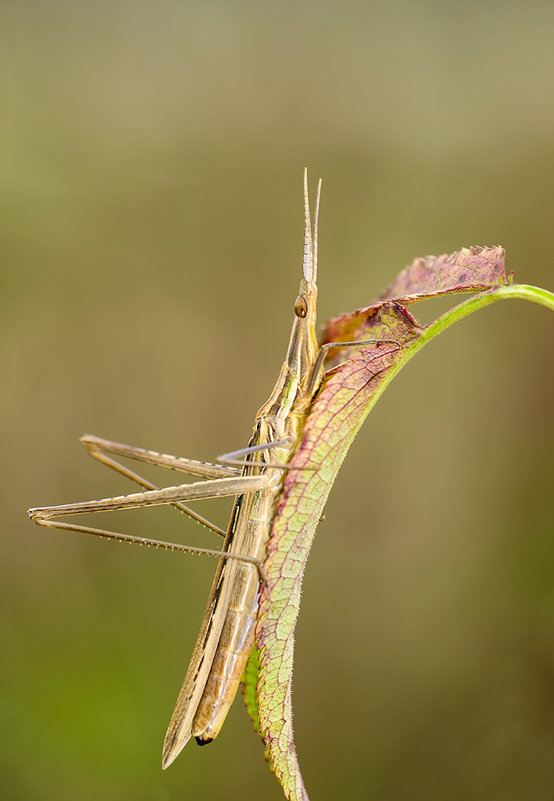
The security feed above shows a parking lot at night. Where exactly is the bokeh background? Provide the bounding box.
[2,2,553,800]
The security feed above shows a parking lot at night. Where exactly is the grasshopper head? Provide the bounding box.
[289,168,321,396]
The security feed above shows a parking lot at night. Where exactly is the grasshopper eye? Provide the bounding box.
[295,295,308,318]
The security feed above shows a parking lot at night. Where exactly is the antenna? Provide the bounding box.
[313,178,322,282]
[302,167,314,282]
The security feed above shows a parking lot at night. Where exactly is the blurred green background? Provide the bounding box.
[2,1,553,800]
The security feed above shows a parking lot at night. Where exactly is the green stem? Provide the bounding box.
[408,282,553,355]
[422,283,554,338]
[345,283,554,424]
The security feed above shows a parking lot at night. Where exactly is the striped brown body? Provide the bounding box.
[162,174,322,765]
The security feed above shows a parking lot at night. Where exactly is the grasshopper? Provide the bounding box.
[29,170,393,768]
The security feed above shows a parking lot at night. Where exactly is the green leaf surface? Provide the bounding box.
[241,647,261,736]
[243,245,553,801]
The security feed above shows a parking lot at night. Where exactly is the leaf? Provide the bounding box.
[241,647,261,736]
[242,244,552,801]
[254,341,403,801]
[322,245,508,348]
[378,244,509,302]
